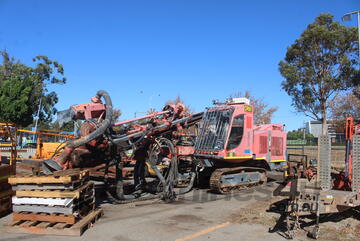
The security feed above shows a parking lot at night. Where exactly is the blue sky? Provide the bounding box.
[0,0,359,131]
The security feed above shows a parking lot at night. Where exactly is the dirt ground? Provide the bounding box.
[1,174,360,241]
[229,195,360,241]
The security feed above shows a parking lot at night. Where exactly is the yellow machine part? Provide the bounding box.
[145,162,168,176]
[36,142,65,159]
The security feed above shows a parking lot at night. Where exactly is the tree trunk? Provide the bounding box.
[321,107,327,135]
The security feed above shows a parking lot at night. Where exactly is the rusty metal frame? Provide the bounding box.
[0,122,17,168]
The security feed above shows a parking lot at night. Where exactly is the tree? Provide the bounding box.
[230,91,278,125]
[112,109,122,123]
[329,91,360,120]
[50,121,74,132]
[279,13,359,135]
[328,91,360,133]
[165,95,193,114]
[0,51,66,127]
[287,129,314,143]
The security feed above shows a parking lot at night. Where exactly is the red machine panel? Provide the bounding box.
[195,98,287,167]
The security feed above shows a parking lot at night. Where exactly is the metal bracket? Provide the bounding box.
[352,135,360,193]
[318,136,331,190]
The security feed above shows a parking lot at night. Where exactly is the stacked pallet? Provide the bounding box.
[0,164,15,217]
[5,169,102,236]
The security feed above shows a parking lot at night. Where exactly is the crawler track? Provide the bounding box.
[209,167,267,194]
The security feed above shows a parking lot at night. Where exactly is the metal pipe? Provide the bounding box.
[345,139,351,177]
[112,116,192,145]
[114,110,170,126]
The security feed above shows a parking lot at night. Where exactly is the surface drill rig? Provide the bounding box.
[44,90,202,202]
[194,97,287,194]
[43,91,286,202]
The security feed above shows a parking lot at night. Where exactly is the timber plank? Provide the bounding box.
[15,182,93,198]
[53,169,89,179]
[12,179,87,190]
[8,169,89,185]
[8,175,75,185]
[13,204,75,215]
[13,212,76,224]
[63,208,103,236]
[13,188,94,206]
[36,222,52,228]
[53,223,68,229]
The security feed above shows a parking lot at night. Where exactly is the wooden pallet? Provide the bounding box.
[12,178,89,190]
[12,202,95,225]
[53,169,89,179]
[15,182,94,199]
[13,212,77,224]
[8,169,89,185]
[12,196,95,215]
[5,208,103,236]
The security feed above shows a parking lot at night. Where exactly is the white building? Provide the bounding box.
[305,120,336,138]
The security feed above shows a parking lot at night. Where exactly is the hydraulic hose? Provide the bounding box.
[111,162,172,203]
[112,156,168,202]
[113,138,175,203]
[109,160,161,204]
[151,138,177,201]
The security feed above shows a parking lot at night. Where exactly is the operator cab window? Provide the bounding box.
[226,115,244,150]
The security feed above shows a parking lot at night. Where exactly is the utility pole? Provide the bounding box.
[342,10,360,68]
[33,97,42,141]
[302,122,306,155]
